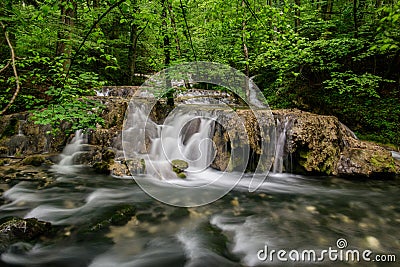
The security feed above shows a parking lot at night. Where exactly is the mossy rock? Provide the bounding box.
[0,217,52,252]
[0,146,9,156]
[21,155,45,166]
[171,159,188,172]
[126,158,146,175]
[176,172,187,179]
[102,149,115,163]
[1,117,18,138]
[169,208,189,220]
[109,205,137,226]
[93,161,111,174]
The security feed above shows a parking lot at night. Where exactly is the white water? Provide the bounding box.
[392,151,400,160]
[123,101,216,180]
[51,130,86,173]
[17,120,25,136]
[272,118,291,173]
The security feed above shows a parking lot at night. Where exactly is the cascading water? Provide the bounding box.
[17,120,25,136]
[272,117,292,173]
[122,100,216,180]
[52,129,86,173]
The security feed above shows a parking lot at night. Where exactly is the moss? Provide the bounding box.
[22,155,45,166]
[109,205,136,226]
[102,149,115,163]
[370,153,398,173]
[93,161,110,174]
[177,172,186,179]
[171,159,188,172]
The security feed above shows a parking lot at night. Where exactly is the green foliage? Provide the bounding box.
[0,0,399,146]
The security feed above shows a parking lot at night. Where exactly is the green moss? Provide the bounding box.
[370,154,397,172]
[177,172,186,179]
[93,161,110,174]
[22,155,45,166]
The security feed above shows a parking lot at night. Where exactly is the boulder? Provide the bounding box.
[272,109,400,178]
[0,217,52,252]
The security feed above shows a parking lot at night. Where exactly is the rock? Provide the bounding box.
[0,89,398,179]
[126,158,146,175]
[21,155,45,166]
[169,208,190,220]
[272,109,400,178]
[171,159,188,172]
[365,236,381,250]
[93,161,111,174]
[171,159,188,179]
[177,172,187,179]
[0,217,52,252]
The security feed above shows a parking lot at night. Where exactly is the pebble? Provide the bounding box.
[231,197,239,207]
[365,236,381,250]
[305,206,318,213]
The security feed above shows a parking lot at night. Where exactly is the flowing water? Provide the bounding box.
[0,171,399,266]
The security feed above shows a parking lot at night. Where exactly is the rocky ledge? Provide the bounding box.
[273,109,400,178]
[0,93,399,179]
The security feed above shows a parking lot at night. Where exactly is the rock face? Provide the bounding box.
[272,109,400,178]
[0,89,398,179]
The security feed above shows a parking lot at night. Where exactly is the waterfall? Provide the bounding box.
[123,101,216,179]
[17,120,25,136]
[52,130,86,173]
[248,75,264,108]
[272,117,291,173]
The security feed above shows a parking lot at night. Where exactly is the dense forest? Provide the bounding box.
[0,0,399,146]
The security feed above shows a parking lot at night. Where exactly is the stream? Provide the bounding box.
[0,168,399,266]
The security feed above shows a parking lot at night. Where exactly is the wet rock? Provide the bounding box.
[0,90,398,179]
[88,205,136,233]
[0,217,52,252]
[93,161,111,174]
[171,159,188,179]
[109,205,137,226]
[126,158,146,175]
[273,109,400,178]
[21,155,45,166]
[169,208,190,220]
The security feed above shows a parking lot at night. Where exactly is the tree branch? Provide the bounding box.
[0,22,21,115]
[65,0,126,79]
[0,61,10,74]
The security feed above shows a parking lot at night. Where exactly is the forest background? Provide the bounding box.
[0,0,399,147]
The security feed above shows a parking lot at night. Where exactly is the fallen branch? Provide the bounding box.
[0,22,21,115]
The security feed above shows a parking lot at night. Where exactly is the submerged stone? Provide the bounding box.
[0,217,52,252]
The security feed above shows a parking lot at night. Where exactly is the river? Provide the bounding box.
[0,167,399,266]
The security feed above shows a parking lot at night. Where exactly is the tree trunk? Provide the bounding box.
[242,0,250,99]
[168,3,181,58]
[295,0,301,31]
[56,0,77,71]
[353,0,358,38]
[128,22,138,85]
[162,0,173,106]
